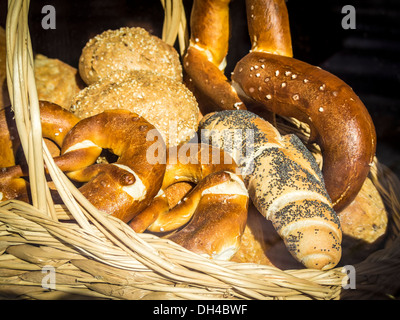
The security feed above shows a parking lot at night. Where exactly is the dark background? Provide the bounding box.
[1,0,399,178]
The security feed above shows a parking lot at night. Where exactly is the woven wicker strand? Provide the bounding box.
[0,0,399,300]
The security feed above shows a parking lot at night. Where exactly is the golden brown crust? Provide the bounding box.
[0,165,29,202]
[199,110,342,270]
[183,0,246,111]
[339,177,388,264]
[164,182,194,209]
[1,107,167,223]
[79,27,182,85]
[130,143,241,232]
[232,51,377,212]
[39,101,81,147]
[167,191,248,260]
[56,109,166,222]
[0,101,80,169]
[34,54,85,109]
[70,70,199,147]
[129,143,249,260]
[0,102,81,202]
[188,0,231,67]
[246,0,293,57]
[161,143,239,189]
[183,46,245,111]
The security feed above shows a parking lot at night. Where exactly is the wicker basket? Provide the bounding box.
[1,0,400,300]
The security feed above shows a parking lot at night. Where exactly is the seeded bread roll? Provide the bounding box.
[70,70,199,147]
[200,110,342,270]
[79,27,183,85]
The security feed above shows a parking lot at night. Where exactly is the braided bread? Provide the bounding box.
[199,110,342,270]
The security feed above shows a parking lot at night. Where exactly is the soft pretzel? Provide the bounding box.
[129,143,249,260]
[1,108,167,223]
[200,110,342,270]
[245,0,292,57]
[184,0,377,212]
[183,0,245,112]
[130,143,241,232]
[0,101,80,168]
[0,101,81,202]
[232,52,376,213]
[55,109,167,222]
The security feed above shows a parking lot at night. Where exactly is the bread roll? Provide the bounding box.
[339,177,388,264]
[199,110,342,270]
[79,27,182,85]
[231,202,280,266]
[34,54,85,109]
[70,69,199,147]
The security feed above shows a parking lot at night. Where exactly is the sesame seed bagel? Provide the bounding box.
[199,110,342,270]
[79,27,183,85]
[70,70,199,147]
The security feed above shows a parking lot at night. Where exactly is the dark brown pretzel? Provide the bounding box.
[183,0,377,211]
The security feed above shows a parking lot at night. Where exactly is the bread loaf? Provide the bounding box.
[199,110,342,270]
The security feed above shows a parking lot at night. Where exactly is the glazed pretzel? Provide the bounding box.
[183,0,245,112]
[129,143,249,260]
[0,101,80,202]
[183,0,376,212]
[1,108,167,223]
[56,109,167,222]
